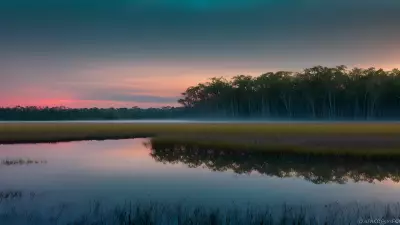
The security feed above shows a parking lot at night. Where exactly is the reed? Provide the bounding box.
[1,201,400,225]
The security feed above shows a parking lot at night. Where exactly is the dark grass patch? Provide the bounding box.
[1,158,47,166]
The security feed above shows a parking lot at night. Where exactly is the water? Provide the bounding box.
[1,138,400,223]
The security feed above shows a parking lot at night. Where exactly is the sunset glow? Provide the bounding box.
[1,0,400,108]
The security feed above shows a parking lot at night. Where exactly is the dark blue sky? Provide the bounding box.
[1,0,400,107]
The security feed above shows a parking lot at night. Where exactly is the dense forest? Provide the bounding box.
[1,66,400,120]
[179,66,400,119]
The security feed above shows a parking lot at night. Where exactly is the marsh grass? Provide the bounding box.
[0,191,43,204]
[1,158,47,166]
[2,123,400,157]
[0,191,22,202]
[1,201,400,225]
[2,123,400,143]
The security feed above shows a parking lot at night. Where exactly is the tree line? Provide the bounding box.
[1,66,400,120]
[178,66,400,119]
[0,106,185,120]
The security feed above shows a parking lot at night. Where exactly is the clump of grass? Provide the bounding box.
[0,191,41,202]
[0,191,22,201]
[1,158,47,166]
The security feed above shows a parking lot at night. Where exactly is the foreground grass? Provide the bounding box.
[1,201,400,225]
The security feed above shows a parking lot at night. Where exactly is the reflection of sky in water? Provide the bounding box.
[1,138,400,210]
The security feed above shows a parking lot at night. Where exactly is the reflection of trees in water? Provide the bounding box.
[146,141,400,184]
[1,158,47,166]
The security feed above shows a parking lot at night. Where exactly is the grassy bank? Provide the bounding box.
[2,122,400,140]
[2,123,400,157]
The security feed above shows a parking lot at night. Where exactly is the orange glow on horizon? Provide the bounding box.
[3,61,400,109]
[14,60,400,109]
[1,63,265,108]
[0,98,180,108]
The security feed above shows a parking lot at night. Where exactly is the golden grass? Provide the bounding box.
[1,122,400,143]
[2,122,400,157]
[2,122,400,158]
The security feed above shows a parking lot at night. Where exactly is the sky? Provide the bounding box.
[1,0,400,108]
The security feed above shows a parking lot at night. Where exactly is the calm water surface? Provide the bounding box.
[1,138,400,216]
